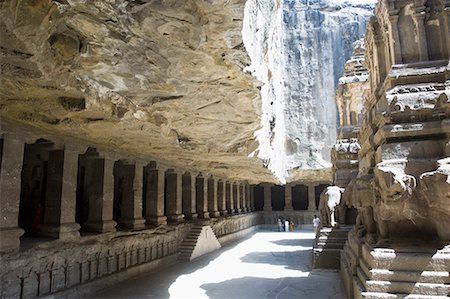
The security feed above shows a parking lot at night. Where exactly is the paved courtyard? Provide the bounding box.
[91,230,344,299]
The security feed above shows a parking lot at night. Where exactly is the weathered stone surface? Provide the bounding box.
[0,0,274,183]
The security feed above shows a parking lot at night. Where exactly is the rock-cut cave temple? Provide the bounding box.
[0,0,449,298]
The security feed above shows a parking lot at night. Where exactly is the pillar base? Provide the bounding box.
[209,211,220,218]
[84,220,116,233]
[228,209,235,215]
[184,213,198,220]
[118,218,146,230]
[38,223,80,240]
[198,212,210,219]
[167,214,185,223]
[146,216,167,226]
[0,227,24,253]
[220,210,228,216]
[235,208,242,213]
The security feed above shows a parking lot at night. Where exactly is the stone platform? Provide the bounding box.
[341,231,450,298]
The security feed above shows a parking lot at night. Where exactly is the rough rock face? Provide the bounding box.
[344,0,450,243]
[243,0,374,182]
[0,0,275,183]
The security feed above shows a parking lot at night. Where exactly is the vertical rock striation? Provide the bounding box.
[243,0,375,183]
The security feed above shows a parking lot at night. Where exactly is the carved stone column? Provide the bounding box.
[388,14,403,64]
[249,184,255,211]
[84,157,116,233]
[414,10,429,61]
[166,169,184,223]
[284,183,293,211]
[226,181,235,214]
[240,183,247,213]
[0,134,25,252]
[182,172,198,220]
[39,148,81,239]
[144,162,167,226]
[217,179,227,216]
[207,176,220,218]
[196,173,209,219]
[308,184,317,211]
[263,183,273,212]
[234,182,241,213]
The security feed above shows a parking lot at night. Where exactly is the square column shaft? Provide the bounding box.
[284,183,293,211]
[196,174,209,219]
[144,163,167,226]
[40,149,80,239]
[217,180,227,216]
[234,183,241,213]
[308,184,317,211]
[84,157,116,233]
[0,134,25,252]
[182,173,198,220]
[263,184,273,212]
[208,176,220,218]
[226,182,234,214]
[166,169,184,223]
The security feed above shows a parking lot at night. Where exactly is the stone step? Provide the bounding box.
[360,259,450,284]
[362,245,450,272]
[361,291,450,299]
[314,243,345,250]
[357,268,450,296]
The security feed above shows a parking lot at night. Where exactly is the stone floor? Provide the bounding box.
[89,230,344,299]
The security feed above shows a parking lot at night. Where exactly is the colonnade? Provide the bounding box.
[0,133,255,252]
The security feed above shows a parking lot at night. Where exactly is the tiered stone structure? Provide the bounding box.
[341,0,450,297]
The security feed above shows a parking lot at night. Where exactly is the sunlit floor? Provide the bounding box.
[90,230,343,299]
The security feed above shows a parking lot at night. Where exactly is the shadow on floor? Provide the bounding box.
[240,250,311,272]
[271,238,314,247]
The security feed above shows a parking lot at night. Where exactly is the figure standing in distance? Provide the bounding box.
[289,221,295,232]
[284,219,290,232]
[313,215,321,234]
[277,218,283,232]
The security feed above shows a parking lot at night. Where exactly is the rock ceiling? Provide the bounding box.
[0,0,330,184]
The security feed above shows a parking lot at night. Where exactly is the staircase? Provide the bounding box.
[179,224,221,261]
[312,225,352,269]
[341,232,450,298]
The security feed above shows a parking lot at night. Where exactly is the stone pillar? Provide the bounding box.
[414,11,429,61]
[39,148,80,239]
[117,162,146,229]
[308,184,317,211]
[263,184,273,212]
[196,173,209,219]
[226,181,235,214]
[250,185,255,212]
[388,15,403,64]
[0,134,25,252]
[165,169,184,223]
[239,182,248,213]
[144,162,167,226]
[284,183,293,211]
[217,179,227,216]
[84,157,116,233]
[234,182,241,213]
[182,172,198,220]
[207,176,220,218]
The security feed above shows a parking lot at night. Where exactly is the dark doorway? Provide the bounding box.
[254,185,264,211]
[19,139,53,237]
[271,185,285,211]
[292,184,308,210]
